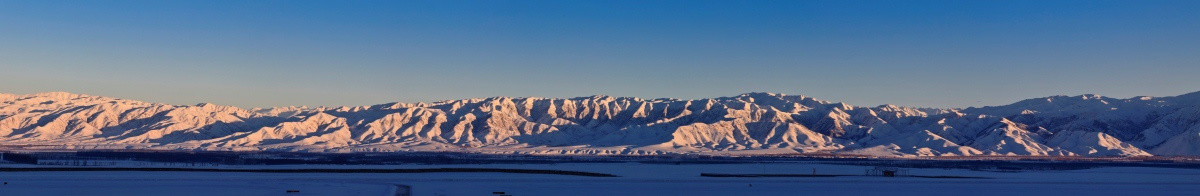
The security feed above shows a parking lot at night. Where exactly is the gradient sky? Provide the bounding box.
[1,0,1198,109]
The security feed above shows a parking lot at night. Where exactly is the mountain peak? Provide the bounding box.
[1169,91,1200,104]
[4,91,1200,157]
[739,92,784,97]
[569,94,615,100]
[29,91,87,99]
[1078,94,1104,100]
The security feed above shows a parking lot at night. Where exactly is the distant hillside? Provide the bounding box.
[3,91,1199,157]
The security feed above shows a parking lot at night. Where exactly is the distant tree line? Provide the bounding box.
[1,153,38,164]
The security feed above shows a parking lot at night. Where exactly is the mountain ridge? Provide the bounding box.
[2,91,1199,157]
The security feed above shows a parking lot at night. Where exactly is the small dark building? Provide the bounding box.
[866,166,908,177]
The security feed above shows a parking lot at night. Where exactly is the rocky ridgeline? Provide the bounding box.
[2,91,1199,157]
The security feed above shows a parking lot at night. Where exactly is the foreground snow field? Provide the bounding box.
[1,162,1198,196]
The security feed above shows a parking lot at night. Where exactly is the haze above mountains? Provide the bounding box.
[2,91,1200,157]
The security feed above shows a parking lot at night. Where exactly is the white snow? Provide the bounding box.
[1,162,1198,196]
[2,91,1200,156]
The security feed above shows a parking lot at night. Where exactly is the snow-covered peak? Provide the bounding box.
[1078,94,1104,100]
[2,91,1200,157]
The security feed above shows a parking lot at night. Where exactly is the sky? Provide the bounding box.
[1,0,1198,109]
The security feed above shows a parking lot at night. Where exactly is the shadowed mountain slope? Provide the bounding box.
[2,91,1198,157]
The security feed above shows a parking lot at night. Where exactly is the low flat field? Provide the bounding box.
[1,162,1198,196]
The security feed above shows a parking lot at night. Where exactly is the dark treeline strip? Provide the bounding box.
[0,167,618,177]
[4,150,1200,172]
[700,173,845,177]
[698,173,990,179]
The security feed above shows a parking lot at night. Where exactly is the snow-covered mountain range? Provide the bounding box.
[3,91,1200,157]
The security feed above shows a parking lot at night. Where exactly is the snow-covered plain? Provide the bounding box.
[1,163,1197,196]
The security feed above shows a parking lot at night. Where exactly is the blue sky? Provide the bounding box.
[1,0,1198,108]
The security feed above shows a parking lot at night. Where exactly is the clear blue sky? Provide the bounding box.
[1,0,1198,108]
